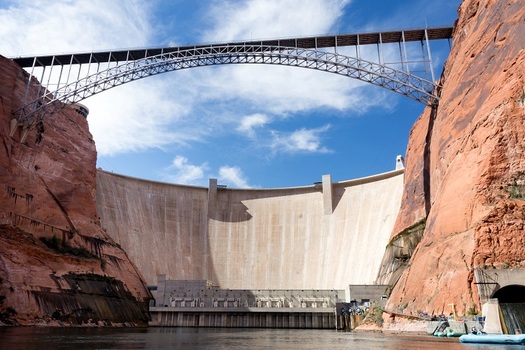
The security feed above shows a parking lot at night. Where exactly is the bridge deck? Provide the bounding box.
[12,26,453,68]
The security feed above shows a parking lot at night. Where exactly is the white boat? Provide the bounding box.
[459,333,525,344]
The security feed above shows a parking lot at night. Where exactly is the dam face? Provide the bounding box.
[96,169,404,290]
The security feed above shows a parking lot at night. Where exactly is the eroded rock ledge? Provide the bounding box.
[0,55,150,326]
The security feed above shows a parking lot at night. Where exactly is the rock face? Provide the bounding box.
[383,0,525,317]
[0,56,150,325]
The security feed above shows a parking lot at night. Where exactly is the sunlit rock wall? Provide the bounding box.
[0,55,150,326]
[96,169,404,290]
[384,0,525,316]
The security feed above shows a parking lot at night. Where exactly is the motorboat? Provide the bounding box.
[459,333,525,344]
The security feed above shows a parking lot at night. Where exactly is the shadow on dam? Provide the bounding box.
[208,185,347,223]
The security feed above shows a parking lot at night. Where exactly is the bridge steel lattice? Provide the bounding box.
[10,26,453,136]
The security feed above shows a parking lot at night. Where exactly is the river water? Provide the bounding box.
[1,327,524,350]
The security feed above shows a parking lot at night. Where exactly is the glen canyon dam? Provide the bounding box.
[1,0,525,331]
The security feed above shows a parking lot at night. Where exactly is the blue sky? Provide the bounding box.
[0,0,461,188]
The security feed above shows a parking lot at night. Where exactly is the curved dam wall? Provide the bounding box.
[96,169,404,290]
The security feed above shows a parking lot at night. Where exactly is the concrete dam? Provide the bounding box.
[96,164,404,291]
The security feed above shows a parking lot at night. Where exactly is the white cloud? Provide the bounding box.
[201,65,369,115]
[271,125,332,154]
[236,113,270,137]
[163,155,209,185]
[0,0,151,56]
[218,166,251,188]
[196,0,379,117]
[162,157,253,188]
[0,0,186,157]
[86,75,204,156]
[203,0,352,41]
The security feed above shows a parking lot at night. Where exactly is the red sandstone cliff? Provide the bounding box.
[383,0,525,317]
[0,56,150,325]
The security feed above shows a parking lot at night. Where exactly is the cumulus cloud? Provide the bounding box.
[236,113,270,138]
[163,155,209,185]
[218,166,252,188]
[271,125,332,154]
[196,0,379,117]
[0,0,184,157]
[201,65,369,116]
[203,0,351,41]
[86,74,206,156]
[0,0,151,55]
[162,157,253,188]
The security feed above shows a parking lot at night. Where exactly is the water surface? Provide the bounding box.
[1,327,523,350]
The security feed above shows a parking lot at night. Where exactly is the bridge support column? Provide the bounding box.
[9,118,19,138]
[9,118,30,143]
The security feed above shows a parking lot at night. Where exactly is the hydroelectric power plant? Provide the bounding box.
[95,160,405,328]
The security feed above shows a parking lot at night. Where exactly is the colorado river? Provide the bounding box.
[1,327,522,350]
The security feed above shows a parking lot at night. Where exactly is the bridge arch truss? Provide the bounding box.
[11,27,453,129]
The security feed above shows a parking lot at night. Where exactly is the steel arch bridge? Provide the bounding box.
[9,26,453,139]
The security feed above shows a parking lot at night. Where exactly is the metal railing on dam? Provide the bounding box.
[95,166,405,292]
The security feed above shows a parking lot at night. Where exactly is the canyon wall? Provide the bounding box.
[96,169,404,290]
[0,56,150,325]
[383,0,525,317]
